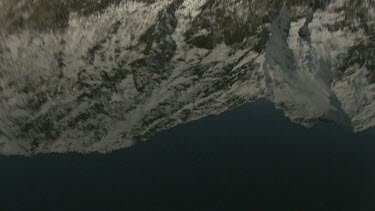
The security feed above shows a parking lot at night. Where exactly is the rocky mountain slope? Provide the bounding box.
[0,0,374,155]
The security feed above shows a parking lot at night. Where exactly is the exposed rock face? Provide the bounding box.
[0,0,374,155]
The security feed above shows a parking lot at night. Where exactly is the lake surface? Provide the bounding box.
[1,100,374,211]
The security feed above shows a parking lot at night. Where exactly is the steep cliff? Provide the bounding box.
[0,0,374,155]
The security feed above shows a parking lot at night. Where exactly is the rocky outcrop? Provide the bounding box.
[0,0,374,155]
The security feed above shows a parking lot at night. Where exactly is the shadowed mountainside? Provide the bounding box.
[0,0,374,155]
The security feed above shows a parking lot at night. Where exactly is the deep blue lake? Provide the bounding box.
[1,100,375,211]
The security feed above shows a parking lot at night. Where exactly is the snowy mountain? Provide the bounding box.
[0,0,374,155]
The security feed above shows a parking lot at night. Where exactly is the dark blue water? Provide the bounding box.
[1,100,375,211]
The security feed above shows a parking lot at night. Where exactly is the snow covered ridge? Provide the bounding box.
[0,0,373,155]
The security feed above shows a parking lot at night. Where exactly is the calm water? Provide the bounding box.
[1,100,375,211]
